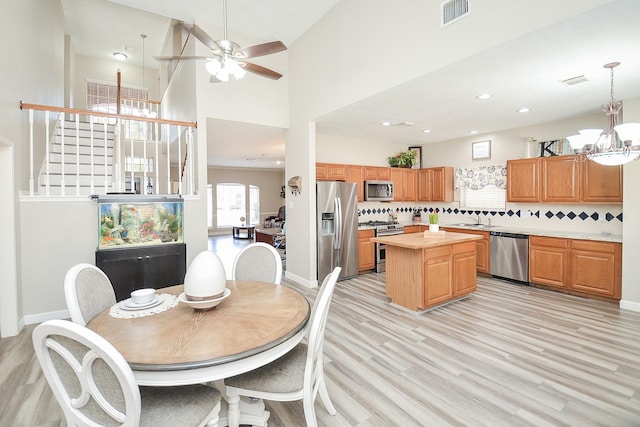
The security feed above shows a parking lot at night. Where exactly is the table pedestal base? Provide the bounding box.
[215,382,270,427]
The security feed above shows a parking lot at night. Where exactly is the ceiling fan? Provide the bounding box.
[154,0,287,82]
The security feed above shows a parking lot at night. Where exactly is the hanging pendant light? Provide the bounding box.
[567,62,640,166]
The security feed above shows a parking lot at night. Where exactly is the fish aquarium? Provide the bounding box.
[96,195,184,250]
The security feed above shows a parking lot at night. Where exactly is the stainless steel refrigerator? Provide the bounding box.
[317,181,359,281]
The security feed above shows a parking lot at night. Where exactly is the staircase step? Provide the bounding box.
[48,153,114,165]
[50,144,113,156]
[60,120,116,132]
[42,162,113,175]
[40,174,113,187]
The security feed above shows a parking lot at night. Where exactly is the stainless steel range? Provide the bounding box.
[359,221,404,272]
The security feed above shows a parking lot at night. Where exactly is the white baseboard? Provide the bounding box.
[23,309,70,326]
[285,271,318,288]
[619,299,640,312]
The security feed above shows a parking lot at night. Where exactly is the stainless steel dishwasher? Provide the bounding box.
[490,231,529,284]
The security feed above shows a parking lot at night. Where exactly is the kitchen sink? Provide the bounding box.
[446,223,500,229]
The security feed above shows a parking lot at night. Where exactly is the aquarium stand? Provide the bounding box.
[95,243,186,301]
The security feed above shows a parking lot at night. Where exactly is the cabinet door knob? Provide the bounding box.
[137,256,143,260]
[145,255,151,259]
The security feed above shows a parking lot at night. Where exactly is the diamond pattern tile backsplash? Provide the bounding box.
[358,202,622,234]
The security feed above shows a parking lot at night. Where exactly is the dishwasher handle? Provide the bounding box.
[490,231,529,239]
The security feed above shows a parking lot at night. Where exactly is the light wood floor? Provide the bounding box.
[3,274,640,426]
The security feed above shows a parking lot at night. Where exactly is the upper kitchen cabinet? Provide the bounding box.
[364,166,391,181]
[346,165,365,202]
[541,155,580,203]
[507,156,622,204]
[391,168,417,201]
[507,158,540,202]
[418,167,454,202]
[582,159,623,203]
[316,163,347,181]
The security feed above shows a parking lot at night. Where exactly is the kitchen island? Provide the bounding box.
[372,231,482,312]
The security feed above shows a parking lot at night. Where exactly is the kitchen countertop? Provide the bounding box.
[372,230,482,249]
[398,221,622,243]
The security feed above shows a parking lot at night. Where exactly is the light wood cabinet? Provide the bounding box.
[424,246,453,307]
[358,229,375,272]
[441,228,490,274]
[364,166,391,181]
[452,242,478,297]
[529,235,621,299]
[390,168,418,201]
[529,236,568,288]
[508,156,622,204]
[541,155,580,203]
[582,159,623,203]
[316,163,346,181]
[403,225,420,234]
[570,239,621,298]
[347,165,365,202]
[418,167,454,202]
[507,158,540,202]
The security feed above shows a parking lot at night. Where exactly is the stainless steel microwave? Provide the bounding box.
[364,180,394,201]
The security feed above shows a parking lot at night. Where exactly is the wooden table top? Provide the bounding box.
[372,231,482,250]
[87,281,309,371]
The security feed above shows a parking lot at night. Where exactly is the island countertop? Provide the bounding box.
[372,230,482,249]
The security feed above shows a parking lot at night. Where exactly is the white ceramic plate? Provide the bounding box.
[119,296,162,311]
[178,288,231,310]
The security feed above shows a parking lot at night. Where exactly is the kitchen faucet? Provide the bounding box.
[469,215,481,225]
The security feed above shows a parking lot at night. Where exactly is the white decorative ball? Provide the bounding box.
[183,251,227,300]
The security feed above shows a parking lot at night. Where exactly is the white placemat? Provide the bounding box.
[109,293,179,319]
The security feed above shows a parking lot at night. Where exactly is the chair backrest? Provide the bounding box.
[303,267,341,394]
[277,205,285,220]
[231,242,282,285]
[32,319,141,426]
[64,263,116,326]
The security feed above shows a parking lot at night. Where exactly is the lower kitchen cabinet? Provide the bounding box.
[529,236,568,289]
[358,229,375,272]
[403,225,420,234]
[529,236,621,299]
[452,242,477,297]
[96,243,186,301]
[441,228,490,274]
[424,246,452,307]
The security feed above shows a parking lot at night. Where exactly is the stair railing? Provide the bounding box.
[20,101,197,197]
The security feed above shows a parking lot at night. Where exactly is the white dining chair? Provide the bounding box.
[231,242,283,285]
[225,267,341,427]
[33,319,222,427]
[64,263,116,326]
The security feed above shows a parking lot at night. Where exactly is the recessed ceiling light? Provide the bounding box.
[469,130,479,134]
[476,93,491,100]
[518,108,530,113]
[113,52,128,61]
[381,121,391,126]
[423,129,432,133]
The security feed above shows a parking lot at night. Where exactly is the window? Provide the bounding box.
[461,184,506,211]
[249,185,260,225]
[216,183,246,227]
[207,184,213,228]
[125,156,154,173]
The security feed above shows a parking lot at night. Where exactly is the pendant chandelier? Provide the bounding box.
[566,62,640,166]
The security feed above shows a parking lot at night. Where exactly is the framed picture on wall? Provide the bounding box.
[472,140,491,160]
[408,146,422,169]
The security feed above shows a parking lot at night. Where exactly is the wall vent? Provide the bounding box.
[441,0,470,27]
[561,75,589,86]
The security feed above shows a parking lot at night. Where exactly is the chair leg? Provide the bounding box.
[205,401,221,426]
[318,376,336,416]
[303,396,318,427]
[227,388,241,427]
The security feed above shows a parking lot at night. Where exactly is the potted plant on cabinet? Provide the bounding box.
[428,212,439,233]
[388,150,417,168]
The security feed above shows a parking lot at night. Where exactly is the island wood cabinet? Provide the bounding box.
[418,167,454,202]
[508,156,622,203]
[424,241,477,307]
[529,236,621,299]
[358,229,375,272]
[96,243,187,301]
[441,227,490,274]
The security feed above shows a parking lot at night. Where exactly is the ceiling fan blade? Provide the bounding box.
[241,62,283,80]
[238,41,287,59]
[181,22,222,51]
[154,55,212,61]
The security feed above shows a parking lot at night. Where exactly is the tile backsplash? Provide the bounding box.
[358,202,622,235]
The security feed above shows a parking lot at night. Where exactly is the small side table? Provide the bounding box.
[233,225,255,240]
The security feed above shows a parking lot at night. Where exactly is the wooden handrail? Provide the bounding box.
[20,101,197,128]
[120,96,161,105]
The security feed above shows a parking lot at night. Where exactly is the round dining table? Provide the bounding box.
[87,280,310,387]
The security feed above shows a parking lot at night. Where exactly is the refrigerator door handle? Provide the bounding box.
[334,197,342,249]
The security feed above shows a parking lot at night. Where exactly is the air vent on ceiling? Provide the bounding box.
[560,75,589,86]
[441,0,470,27]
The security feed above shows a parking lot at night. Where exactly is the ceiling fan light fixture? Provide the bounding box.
[224,58,246,79]
[113,52,127,61]
[205,58,222,75]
